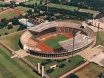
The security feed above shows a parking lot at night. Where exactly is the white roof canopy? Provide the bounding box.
[30,21,58,32]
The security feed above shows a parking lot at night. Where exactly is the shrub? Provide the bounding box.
[8,24,13,29]
[46,69,54,73]
[59,64,66,68]
[5,32,9,35]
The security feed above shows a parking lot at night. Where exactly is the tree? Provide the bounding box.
[98,72,104,78]
[59,64,66,68]
[1,18,8,26]
[17,25,26,31]
[67,73,79,78]
[46,69,54,73]
[8,24,13,29]
[5,32,9,35]
[40,0,43,5]
[34,3,38,8]
[10,17,19,25]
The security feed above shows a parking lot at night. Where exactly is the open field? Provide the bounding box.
[79,9,100,17]
[0,25,20,36]
[96,31,104,46]
[43,35,69,49]
[48,3,78,11]
[75,63,104,78]
[0,30,25,51]
[0,45,41,78]
[14,6,32,11]
[25,55,84,78]
[0,2,5,5]
[24,0,45,5]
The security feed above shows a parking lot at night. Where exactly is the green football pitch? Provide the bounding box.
[43,35,69,49]
[0,45,41,78]
[0,11,18,19]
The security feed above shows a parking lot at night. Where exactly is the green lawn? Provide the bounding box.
[43,35,69,49]
[0,2,5,5]
[0,25,20,36]
[25,55,84,78]
[75,63,104,78]
[0,11,18,19]
[0,30,25,51]
[47,3,78,11]
[0,45,41,78]
[14,6,32,11]
[96,31,104,46]
[79,9,100,17]
[24,0,45,5]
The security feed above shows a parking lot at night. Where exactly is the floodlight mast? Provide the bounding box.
[72,31,75,57]
[67,30,76,58]
[96,23,100,46]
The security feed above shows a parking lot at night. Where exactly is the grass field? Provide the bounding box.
[0,30,25,51]
[43,35,69,49]
[96,31,104,46]
[0,2,5,5]
[24,0,45,5]
[79,9,100,17]
[75,63,104,78]
[0,11,18,19]
[14,6,32,11]
[25,55,84,78]
[0,45,41,78]
[0,25,20,36]
[47,3,78,11]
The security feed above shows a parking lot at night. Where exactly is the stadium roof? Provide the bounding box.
[30,21,58,32]
[59,34,93,52]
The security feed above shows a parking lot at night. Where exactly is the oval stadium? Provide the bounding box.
[20,21,96,59]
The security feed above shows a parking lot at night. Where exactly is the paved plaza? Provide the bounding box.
[14,49,29,58]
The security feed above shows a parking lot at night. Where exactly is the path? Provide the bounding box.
[14,49,29,58]
[59,61,90,78]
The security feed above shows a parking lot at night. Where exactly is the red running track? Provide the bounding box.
[37,42,54,53]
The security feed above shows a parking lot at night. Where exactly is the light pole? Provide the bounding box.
[72,32,75,57]
[96,23,100,46]
[95,19,97,27]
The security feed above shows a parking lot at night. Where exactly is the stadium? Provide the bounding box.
[20,21,96,59]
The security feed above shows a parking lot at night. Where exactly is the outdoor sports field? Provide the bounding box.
[0,9,23,20]
[43,35,69,49]
[0,45,41,78]
[0,12,18,19]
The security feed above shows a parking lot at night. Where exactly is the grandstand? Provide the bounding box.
[20,21,96,59]
[30,21,58,32]
[59,34,93,52]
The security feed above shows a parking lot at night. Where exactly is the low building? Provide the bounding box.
[4,0,28,4]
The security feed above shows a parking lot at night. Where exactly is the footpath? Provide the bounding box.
[59,61,90,78]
